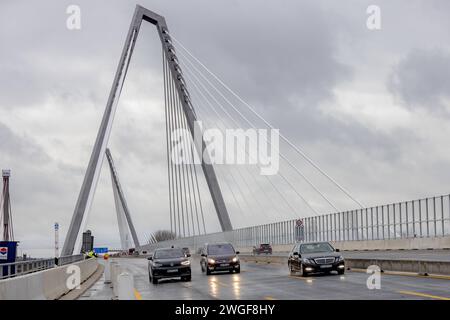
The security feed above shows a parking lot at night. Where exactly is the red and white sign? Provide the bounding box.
[296,219,304,227]
[0,247,8,260]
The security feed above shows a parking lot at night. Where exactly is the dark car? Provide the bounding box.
[182,247,190,256]
[200,243,240,275]
[148,247,191,284]
[288,242,345,277]
[253,243,272,255]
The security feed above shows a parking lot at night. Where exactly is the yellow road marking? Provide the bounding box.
[264,296,277,300]
[397,290,450,300]
[134,288,142,300]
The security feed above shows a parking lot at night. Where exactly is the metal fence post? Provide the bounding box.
[433,196,437,237]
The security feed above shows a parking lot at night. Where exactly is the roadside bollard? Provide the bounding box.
[104,259,111,284]
[117,272,135,300]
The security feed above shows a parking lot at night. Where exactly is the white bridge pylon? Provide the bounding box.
[106,148,139,250]
[61,5,232,256]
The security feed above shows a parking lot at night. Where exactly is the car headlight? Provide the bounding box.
[153,262,162,267]
[335,256,344,262]
[207,258,215,264]
[302,258,314,264]
[181,260,190,266]
[232,256,239,263]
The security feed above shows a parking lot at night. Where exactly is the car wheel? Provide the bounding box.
[235,267,241,274]
[299,265,308,277]
[206,269,212,276]
[152,277,158,285]
[182,276,192,281]
[338,269,345,275]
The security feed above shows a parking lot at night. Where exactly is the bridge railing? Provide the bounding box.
[0,258,55,280]
[57,254,84,266]
[140,194,450,253]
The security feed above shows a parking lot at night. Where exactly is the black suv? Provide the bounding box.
[200,243,240,275]
[148,247,191,284]
[288,241,345,277]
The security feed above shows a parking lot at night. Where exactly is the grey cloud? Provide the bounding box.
[389,48,450,112]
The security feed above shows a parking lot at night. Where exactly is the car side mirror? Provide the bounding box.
[147,256,153,261]
[236,251,240,255]
[335,249,340,252]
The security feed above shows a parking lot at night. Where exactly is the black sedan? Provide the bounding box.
[288,241,345,277]
[148,247,191,284]
[200,242,240,275]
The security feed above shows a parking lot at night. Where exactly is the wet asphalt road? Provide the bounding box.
[80,257,450,300]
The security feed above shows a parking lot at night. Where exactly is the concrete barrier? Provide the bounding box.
[239,254,450,275]
[0,258,98,300]
[237,236,450,254]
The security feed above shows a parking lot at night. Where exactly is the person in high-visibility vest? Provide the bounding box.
[87,250,95,258]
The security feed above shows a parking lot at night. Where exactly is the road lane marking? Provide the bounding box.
[288,275,315,282]
[264,296,277,300]
[397,290,450,300]
[134,288,142,300]
[350,268,450,280]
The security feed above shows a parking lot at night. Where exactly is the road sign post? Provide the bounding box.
[295,219,304,242]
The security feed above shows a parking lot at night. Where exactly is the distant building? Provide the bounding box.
[81,230,94,253]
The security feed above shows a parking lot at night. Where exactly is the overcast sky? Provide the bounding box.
[1,0,449,256]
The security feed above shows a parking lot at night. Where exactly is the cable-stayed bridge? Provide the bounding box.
[1,5,449,300]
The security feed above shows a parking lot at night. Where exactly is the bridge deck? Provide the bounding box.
[80,257,450,300]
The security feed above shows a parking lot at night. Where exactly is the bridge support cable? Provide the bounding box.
[190,85,307,220]
[163,50,175,236]
[188,82,293,222]
[172,77,197,236]
[186,71,318,219]
[166,58,186,237]
[182,63,321,216]
[179,95,206,234]
[194,108,275,222]
[179,54,338,212]
[171,36,365,210]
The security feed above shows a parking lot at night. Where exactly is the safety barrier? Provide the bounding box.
[57,254,84,266]
[0,258,98,299]
[139,194,450,253]
[0,258,55,280]
[239,254,450,276]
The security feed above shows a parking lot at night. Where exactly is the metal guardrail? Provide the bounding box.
[57,254,84,266]
[0,254,86,280]
[0,258,55,280]
[140,194,450,253]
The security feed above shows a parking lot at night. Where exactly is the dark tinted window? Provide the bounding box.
[207,244,235,255]
[299,242,334,254]
[154,248,184,259]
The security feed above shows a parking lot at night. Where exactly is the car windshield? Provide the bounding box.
[154,248,184,259]
[299,243,334,254]
[207,244,235,255]
[261,244,270,248]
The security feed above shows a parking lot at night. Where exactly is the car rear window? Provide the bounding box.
[299,243,334,254]
[154,249,184,259]
[207,244,235,255]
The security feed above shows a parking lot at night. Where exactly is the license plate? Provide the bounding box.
[167,269,178,273]
[220,263,229,267]
[320,264,332,268]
